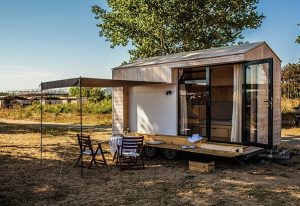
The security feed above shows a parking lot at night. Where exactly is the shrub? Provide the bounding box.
[281,98,300,113]
[24,100,112,115]
[24,110,32,117]
[281,98,300,127]
[82,99,112,114]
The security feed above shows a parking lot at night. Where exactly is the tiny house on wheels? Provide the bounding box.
[41,41,281,159]
[111,42,281,158]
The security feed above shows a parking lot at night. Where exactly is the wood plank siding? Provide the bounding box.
[112,87,129,135]
[112,54,245,84]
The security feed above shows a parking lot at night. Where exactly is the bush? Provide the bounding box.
[24,100,112,115]
[82,99,112,114]
[281,98,300,127]
[24,110,32,118]
[281,98,300,113]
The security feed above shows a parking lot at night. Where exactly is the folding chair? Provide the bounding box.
[116,136,145,170]
[75,134,108,169]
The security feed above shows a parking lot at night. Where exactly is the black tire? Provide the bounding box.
[144,146,157,158]
[163,149,177,160]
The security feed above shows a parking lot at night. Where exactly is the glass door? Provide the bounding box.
[178,67,211,139]
[243,59,273,148]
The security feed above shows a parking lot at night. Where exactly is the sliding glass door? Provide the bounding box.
[243,59,273,148]
[178,67,210,138]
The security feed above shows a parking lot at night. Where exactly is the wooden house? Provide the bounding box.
[41,41,281,158]
[111,42,281,156]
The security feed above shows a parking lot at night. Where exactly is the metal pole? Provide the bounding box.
[79,77,83,177]
[80,78,83,137]
[40,83,43,164]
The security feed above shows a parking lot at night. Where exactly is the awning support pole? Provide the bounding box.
[79,77,83,177]
[40,83,43,164]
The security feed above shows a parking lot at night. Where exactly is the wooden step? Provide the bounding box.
[200,142,246,153]
[189,161,215,172]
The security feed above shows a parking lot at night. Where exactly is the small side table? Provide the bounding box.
[109,136,123,162]
[93,140,108,167]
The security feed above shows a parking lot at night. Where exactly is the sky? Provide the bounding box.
[0,0,299,91]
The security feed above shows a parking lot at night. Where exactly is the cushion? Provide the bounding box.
[81,150,93,155]
[122,151,140,157]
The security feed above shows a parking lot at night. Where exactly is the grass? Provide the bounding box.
[281,127,300,137]
[0,109,112,126]
[0,99,112,125]
[0,122,300,205]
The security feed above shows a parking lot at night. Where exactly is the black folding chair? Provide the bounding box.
[116,136,145,170]
[76,134,108,169]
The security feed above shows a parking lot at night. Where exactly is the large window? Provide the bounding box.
[178,67,209,136]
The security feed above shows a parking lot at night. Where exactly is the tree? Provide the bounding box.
[281,63,300,99]
[92,0,264,60]
[88,88,106,103]
[0,92,8,96]
[69,87,88,97]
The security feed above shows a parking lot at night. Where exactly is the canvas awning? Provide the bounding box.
[41,77,166,90]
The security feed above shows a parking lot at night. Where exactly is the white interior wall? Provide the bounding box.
[129,84,177,135]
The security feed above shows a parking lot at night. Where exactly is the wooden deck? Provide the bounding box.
[144,142,264,158]
[140,133,264,158]
[144,143,240,157]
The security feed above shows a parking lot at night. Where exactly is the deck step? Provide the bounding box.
[199,142,246,153]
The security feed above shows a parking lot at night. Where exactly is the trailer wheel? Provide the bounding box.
[144,146,157,158]
[163,149,177,160]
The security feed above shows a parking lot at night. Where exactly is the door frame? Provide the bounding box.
[242,58,273,148]
[177,67,211,139]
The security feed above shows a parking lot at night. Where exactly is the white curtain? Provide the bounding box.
[180,84,188,135]
[231,64,242,142]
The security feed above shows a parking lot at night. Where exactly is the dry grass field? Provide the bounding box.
[0,109,112,125]
[0,119,300,205]
[282,127,300,137]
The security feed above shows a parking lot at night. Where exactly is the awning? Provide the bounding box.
[41,77,167,90]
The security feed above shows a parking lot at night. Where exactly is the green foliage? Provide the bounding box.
[82,99,112,114]
[281,63,300,99]
[88,88,106,103]
[24,110,33,118]
[25,100,112,115]
[69,87,107,103]
[281,98,300,127]
[0,92,8,96]
[92,0,264,60]
[69,87,87,97]
[26,103,78,114]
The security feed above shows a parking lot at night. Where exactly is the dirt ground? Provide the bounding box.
[0,120,300,206]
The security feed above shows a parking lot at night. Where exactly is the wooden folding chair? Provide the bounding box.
[75,134,108,169]
[116,136,145,170]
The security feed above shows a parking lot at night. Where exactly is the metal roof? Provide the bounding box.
[114,41,278,69]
